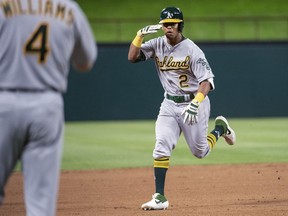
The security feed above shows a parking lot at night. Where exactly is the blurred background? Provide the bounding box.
[64,0,288,121]
[77,0,288,42]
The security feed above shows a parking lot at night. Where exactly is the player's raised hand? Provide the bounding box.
[137,24,162,37]
[181,100,200,125]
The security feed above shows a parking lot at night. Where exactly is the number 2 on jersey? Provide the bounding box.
[179,74,189,88]
[24,23,50,64]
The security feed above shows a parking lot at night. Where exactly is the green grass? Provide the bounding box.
[76,0,288,42]
[62,118,288,170]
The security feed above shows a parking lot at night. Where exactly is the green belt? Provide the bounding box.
[166,93,194,103]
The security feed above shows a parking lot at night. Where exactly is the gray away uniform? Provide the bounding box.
[140,36,215,159]
[0,0,97,215]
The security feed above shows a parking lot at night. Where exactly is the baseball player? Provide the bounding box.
[128,7,236,210]
[0,0,97,215]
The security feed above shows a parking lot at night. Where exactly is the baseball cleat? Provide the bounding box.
[215,116,236,145]
[141,193,169,210]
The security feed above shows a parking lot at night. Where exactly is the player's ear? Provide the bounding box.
[177,23,181,32]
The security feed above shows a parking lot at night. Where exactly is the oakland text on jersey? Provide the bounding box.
[156,56,190,71]
[0,0,74,25]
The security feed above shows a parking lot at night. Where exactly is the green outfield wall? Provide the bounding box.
[64,42,288,121]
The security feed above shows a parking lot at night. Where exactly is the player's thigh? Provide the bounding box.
[0,93,23,193]
[182,98,211,158]
[21,93,64,215]
[22,92,64,177]
[154,115,181,158]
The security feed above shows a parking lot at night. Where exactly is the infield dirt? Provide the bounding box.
[1,163,288,216]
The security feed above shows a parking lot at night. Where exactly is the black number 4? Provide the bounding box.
[24,23,50,64]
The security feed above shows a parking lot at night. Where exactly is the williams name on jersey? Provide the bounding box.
[0,0,74,24]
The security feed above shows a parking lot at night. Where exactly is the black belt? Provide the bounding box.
[0,88,57,93]
[166,93,194,103]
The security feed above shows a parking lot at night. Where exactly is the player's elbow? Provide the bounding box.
[72,49,97,72]
[128,45,141,63]
[128,54,138,63]
[73,62,93,72]
[128,58,137,63]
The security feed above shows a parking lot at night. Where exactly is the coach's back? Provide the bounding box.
[0,0,97,92]
[0,1,96,215]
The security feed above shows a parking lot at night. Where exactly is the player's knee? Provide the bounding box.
[153,146,172,158]
[153,150,170,159]
[153,138,174,158]
[190,147,210,159]
[193,153,206,159]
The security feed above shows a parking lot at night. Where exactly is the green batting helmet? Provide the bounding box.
[159,7,184,31]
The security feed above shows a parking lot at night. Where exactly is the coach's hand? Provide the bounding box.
[181,99,200,125]
[137,24,162,37]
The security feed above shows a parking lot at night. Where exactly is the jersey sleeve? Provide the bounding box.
[191,52,215,90]
[140,39,157,60]
[70,3,97,70]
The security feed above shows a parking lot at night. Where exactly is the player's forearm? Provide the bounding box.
[128,43,141,62]
[197,80,211,98]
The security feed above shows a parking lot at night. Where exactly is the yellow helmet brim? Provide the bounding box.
[159,19,183,24]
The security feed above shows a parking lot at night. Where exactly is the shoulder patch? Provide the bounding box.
[196,58,211,70]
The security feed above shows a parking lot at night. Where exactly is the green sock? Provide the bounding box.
[154,167,168,196]
[211,125,224,139]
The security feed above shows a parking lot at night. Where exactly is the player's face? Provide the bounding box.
[162,23,180,39]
